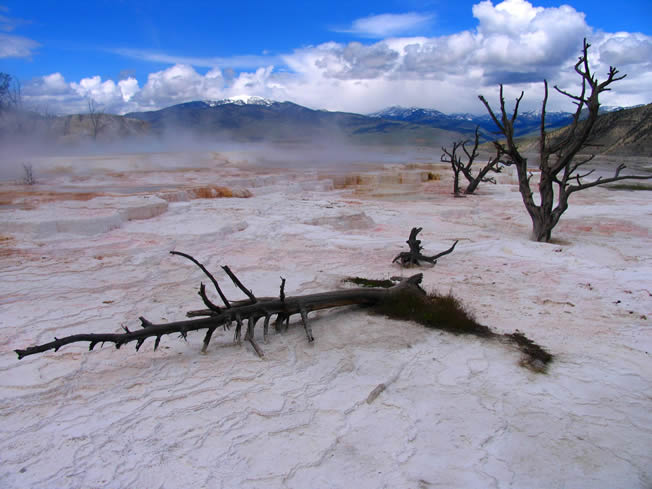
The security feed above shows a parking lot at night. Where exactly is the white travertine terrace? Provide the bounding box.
[1,152,650,488]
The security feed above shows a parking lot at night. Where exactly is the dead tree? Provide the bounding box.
[442,140,465,196]
[87,98,105,140]
[393,227,458,266]
[441,127,505,195]
[478,39,652,242]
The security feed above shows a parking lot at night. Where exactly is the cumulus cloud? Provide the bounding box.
[137,65,225,109]
[19,0,652,115]
[472,0,590,83]
[336,13,434,38]
[313,42,400,79]
[598,33,652,66]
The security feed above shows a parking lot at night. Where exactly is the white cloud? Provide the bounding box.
[313,42,400,79]
[0,7,38,58]
[137,64,225,109]
[336,13,434,38]
[598,33,652,66]
[19,0,652,116]
[0,32,39,58]
[111,48,282,69]
[118,78,139,102]
[40,73,69,93]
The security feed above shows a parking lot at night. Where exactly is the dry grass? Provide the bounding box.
[375,289,494,337]
[343,277,396,288]
[370,286,553,373]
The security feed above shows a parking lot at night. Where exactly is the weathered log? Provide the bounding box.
[14,251,425,359]
[14,251,553,373]
[393,227,458,267]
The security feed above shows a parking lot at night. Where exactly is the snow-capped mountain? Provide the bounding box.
[369,106,576,138]
[124,99,462,147]
[206,95,275,107]
[369,104,633,139]
[368,106,448,120]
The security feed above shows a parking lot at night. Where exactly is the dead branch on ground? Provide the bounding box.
[393,227,458,267]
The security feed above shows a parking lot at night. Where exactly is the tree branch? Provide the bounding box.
[170,251,231,308]
[566,164,652,195]
[222,265,257,303]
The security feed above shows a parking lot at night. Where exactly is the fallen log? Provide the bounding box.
[14,251,424,360]
[15,251,553,372]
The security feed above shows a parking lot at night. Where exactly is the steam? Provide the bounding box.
[0,115,447,182]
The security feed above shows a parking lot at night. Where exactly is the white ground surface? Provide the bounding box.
[1,152,651,489]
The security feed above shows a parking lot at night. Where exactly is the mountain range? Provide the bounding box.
[368,106,576,139]
[124,98,462,148]
[2,96,650,157]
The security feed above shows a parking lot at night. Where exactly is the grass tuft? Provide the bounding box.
[374,290,494,337]
[373,289,554,373]
[343,277,395,288]
[504,330,553,373]
[605,183,652,191]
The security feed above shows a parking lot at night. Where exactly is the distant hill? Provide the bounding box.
[514,103,652,157]
[125,98,463,148]
[50,114,149,143]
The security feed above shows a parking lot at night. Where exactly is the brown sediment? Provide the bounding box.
[0,235,22,258]
[558,218,649,237]
[0,190,107,209]
[186,186,252,199]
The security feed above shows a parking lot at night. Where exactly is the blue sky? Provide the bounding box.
[1,0,651,115]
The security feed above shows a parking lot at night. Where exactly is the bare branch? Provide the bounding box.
[198,283,222,313]
[478,94,505,134]
[279,277,286,302]
[510,91,525,126]
[170,251,231,308]
[222,265,257,303]
[567,165,652,195]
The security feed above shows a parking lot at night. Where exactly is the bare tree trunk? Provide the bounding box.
[478,39,651,242]
[442,128,504,196]
[88,98,105,140]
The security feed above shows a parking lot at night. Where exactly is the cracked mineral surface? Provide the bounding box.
[1,152,650,488]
